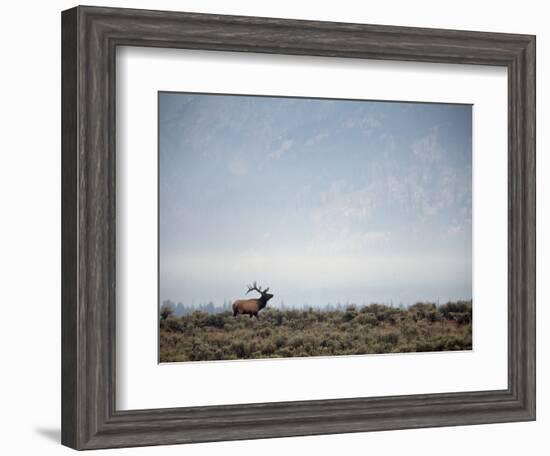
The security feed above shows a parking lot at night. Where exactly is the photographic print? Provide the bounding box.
[158,92,472,363]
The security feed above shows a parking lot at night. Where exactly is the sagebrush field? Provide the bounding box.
[159,301,472,362]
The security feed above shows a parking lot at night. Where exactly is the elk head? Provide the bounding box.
[246,281,274,306]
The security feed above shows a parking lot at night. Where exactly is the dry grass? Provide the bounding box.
[159,301,472,362]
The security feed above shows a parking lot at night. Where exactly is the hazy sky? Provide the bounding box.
[159,92,472,307]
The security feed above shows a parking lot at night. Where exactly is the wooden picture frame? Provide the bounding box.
[61,5,536,450]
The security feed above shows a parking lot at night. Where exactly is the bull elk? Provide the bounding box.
[232,282,274,318]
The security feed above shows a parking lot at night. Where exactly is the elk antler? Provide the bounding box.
[246,281,266,295]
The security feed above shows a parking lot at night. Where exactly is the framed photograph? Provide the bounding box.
[61,5,535,450]
[157,92,474,363]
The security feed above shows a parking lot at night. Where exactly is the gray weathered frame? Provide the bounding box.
[61,5,536,450]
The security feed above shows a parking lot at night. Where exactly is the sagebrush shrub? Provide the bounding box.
[159,301,472,362]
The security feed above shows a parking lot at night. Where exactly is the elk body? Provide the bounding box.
[232,282,274,318]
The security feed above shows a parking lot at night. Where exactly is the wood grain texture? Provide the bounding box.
[61,5,536,450]
[61,7,78,449]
